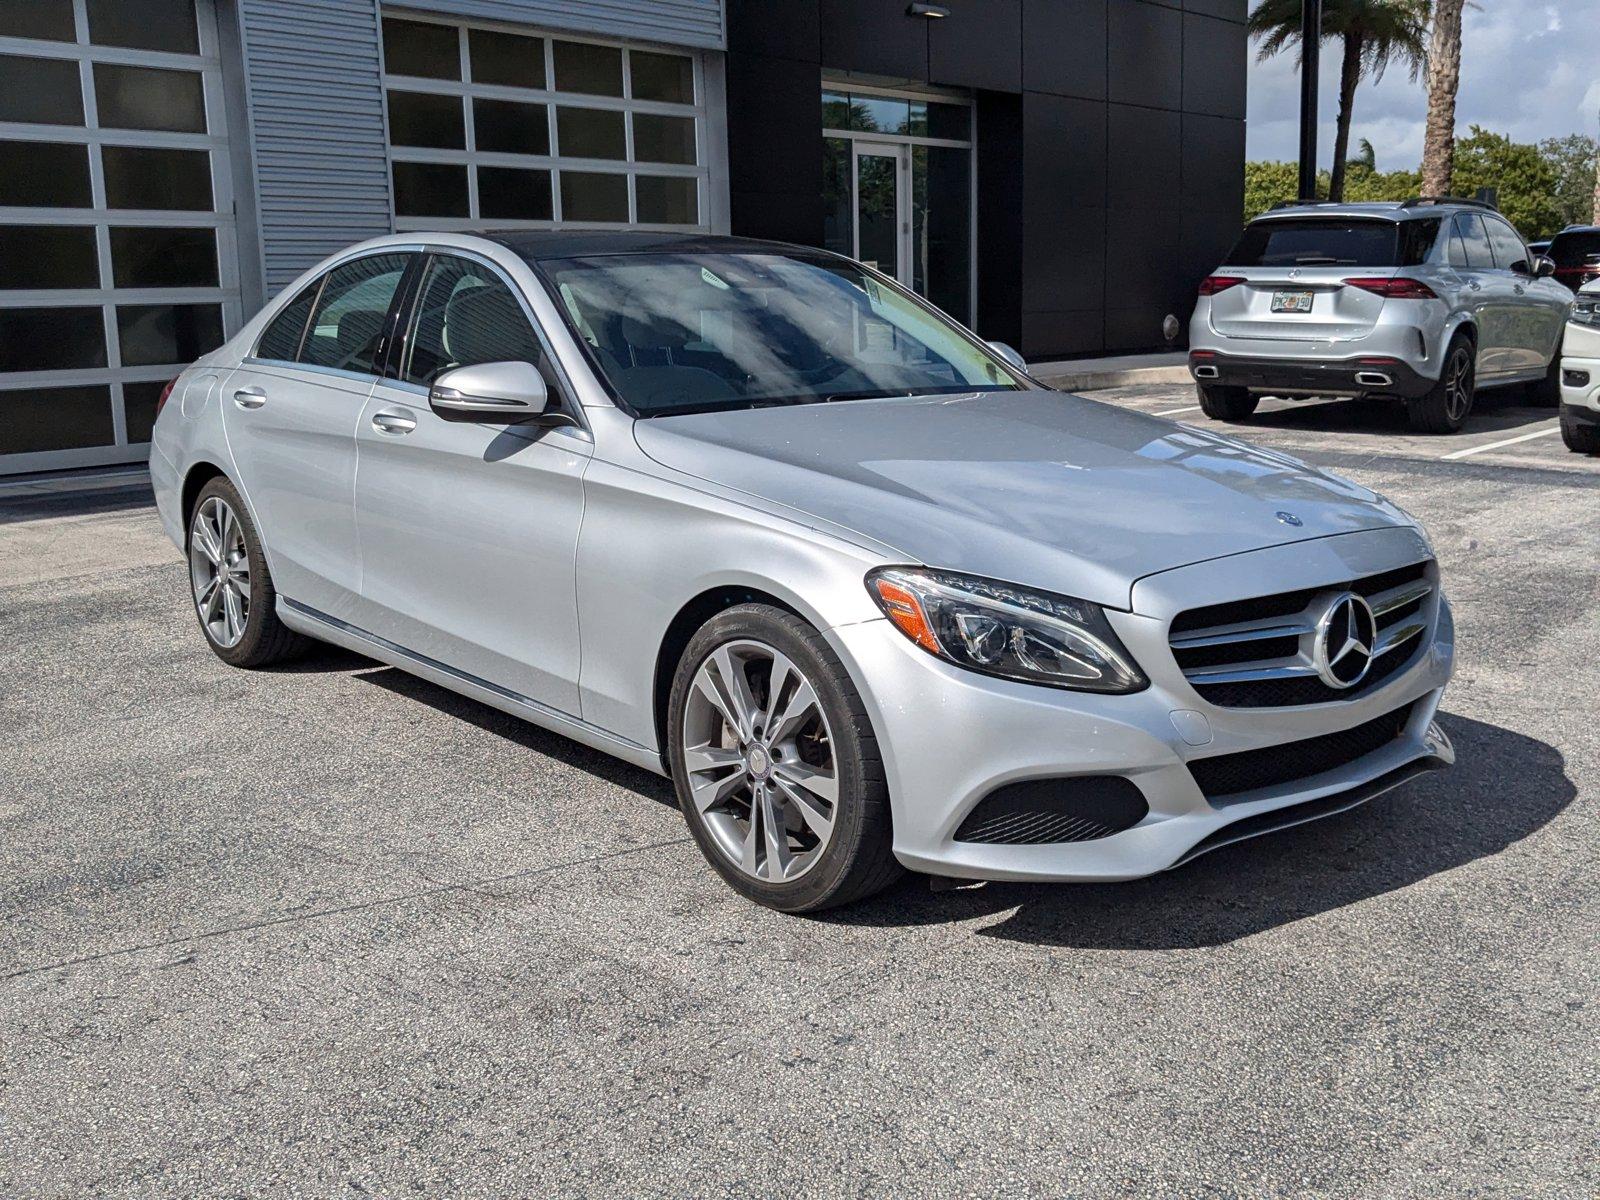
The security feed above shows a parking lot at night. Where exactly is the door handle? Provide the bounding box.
[1468,280,1480,291]
[232,386,266,409]
[371,410,417,435]
[1514,284,1526,295]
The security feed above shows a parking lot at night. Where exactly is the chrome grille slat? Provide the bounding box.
[1168,560,1435,708]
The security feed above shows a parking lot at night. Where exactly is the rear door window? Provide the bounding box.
[1224,219,1403,267]
[1483,217,1529,271]
[300,253,411,375]
[1448,213,1494,269]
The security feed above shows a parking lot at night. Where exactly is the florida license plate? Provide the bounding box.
[1271,290,1314,313]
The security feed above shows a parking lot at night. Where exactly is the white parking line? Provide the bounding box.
[1154,405,1202,417]
[1440,425,1560,460]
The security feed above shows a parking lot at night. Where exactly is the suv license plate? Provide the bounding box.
[1271,290,1315,313]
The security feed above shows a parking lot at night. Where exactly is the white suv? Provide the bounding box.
[1560,278,1600,454]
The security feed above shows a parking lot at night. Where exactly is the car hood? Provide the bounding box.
[631,390,1413,610]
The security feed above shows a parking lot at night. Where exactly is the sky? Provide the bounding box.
[1245,0,1600,169]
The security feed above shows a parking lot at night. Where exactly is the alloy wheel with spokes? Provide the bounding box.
[1442,345,1473,424]
[668,604,900,912]
[189,495,251,648]
[681,638,840,884]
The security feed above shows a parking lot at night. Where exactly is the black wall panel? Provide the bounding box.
[1022,0,1107,100]
[725,0,1247,358]
[819,0,928,77]
[1107,1,1182,112]
[929,0,1022,92]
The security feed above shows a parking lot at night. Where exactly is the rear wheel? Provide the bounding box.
[667,604,900,913]
[1196,383,1259,422]
[187,477,307,668]
[1408,334,1475,433]
[1561,411,1600,454]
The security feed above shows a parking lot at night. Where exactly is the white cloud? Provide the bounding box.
[1246,0,1600,165]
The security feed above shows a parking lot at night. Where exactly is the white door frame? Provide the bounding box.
[850,140,911,290]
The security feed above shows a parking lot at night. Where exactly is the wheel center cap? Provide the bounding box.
[745,745,772,780]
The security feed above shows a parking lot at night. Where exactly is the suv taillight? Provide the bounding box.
[154,377,179,419]
[1197,275,1245,296]
[1344,277,1438,300]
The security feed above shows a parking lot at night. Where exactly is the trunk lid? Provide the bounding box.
[1207,267,1391,342]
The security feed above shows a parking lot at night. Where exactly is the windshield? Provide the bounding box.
[536,251,1024,416]
[1225,218,1438,268]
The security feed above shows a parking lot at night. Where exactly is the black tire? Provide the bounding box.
[666,603,900,913]
[1408,333,1476,433]
[1561,412,1600,454]
[1196,383,1259,422]
[1527,353,1561,406]
[186,476,308,668]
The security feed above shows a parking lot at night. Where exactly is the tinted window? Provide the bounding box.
[300,254,409,373]
[0,225,99,289]
[386,90,464,149]
[256,281,322,362]
[469,28,544,88]
[0,0,75,41]
[1225,219,1405,267]
[1448,213,1494,269]
[382,18,459,79]
[109,226,218,287]
[473,98,548,155]
[391,161,468,218]
[477,166,553,221]
[93,63,206,132]
[0,386,114,455]
[0,55,85,125]
[1397,218,1442,266]
[87,0,198,53]
[116,303,224,366]
[403,256,543,387]
[1484,217,1528,271]
[1548,230,1600,267]
[0,307,106,371]
[539,251,1020,417]
[102,146,212,210]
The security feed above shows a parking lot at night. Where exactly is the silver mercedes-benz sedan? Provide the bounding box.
[149,231,1456,913]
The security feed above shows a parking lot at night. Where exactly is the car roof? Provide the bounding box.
[477,229,827,261]
[1251,201,1484,224]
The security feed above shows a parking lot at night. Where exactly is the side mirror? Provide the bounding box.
[429,361,548,422]
[1533,255,1558,279]
[988,341,1028,372]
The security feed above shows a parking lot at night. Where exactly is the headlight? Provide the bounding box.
[865,566,1148,693]
[1572,297,1600,328]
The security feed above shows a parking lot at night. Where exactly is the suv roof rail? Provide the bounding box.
[1399,195,1499,211]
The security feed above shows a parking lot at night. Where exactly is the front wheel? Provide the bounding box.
[1408,336,1475,433]
[1197,383,1259,422]
[187,477,307,668]
[1561,412,1600,454]
[667,604,900,913]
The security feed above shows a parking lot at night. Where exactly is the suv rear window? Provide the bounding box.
[1224,217,1440,268]
[1549,230,1600,267]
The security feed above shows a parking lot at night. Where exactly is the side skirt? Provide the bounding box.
[278,598,668,778]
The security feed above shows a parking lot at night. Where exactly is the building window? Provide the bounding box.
[0,0,239,473]
[381,16,707,232]
[821,85,974,325]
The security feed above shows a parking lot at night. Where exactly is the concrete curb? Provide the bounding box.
[1031,364,1194,392]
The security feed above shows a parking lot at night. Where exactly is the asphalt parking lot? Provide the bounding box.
[2,382,1596,1197]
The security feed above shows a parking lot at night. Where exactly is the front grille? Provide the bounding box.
[1188,701,1415,802]
[1169,559,1434,708]
[954,776,1148,844]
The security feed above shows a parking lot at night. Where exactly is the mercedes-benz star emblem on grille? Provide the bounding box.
[1276,511,1303,526]
[1313,592,1377,689]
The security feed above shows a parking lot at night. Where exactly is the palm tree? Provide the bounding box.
[1420,0,1466,196]
[1250,0,1431,201]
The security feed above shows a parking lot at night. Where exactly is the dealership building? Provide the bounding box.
[0,0,1246,475]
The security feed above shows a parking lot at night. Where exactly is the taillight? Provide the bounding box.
[154,377,179,419]
[1344,277,1438,300]
[1197,275,1245,296]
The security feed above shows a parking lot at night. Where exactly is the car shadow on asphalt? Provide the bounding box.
[0,483,155,525]
[1241,389,1553,437]
[825,712,1575,949]
[350,662,677,807]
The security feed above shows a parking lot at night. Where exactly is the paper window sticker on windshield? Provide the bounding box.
[700,266,729,290]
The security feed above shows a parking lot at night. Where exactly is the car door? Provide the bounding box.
[223,251,413,618]
[1484,213,1567,374]
[351,250,591,715]
[1446,213,1508,378]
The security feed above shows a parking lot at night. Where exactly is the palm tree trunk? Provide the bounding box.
[1421,0,1465,196]
[1593,124,1600,224]
[1328,33,1363,202]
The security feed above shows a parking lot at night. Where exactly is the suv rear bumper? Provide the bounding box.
[1189,351,1434,399]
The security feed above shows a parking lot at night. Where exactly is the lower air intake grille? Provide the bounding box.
[1188,701,1415,803]
[954,776,1148,844]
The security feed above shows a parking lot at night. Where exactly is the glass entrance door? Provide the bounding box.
[852,142,909,286]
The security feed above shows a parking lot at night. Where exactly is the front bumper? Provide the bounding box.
[1189,351,1435,399]
[830,527,1455,883]
[1559,351,1600,417]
